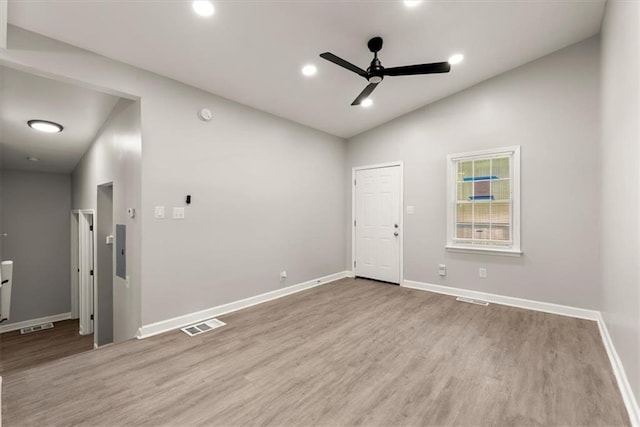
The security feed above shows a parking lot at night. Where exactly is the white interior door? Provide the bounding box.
[79,212,94,335]
[355,166,401,284]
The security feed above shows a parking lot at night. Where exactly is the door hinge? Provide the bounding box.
[90,270,94,276]
[77,268,80,273]
[354,260,356,268]
[354,220,356,227]
[89,225,93,231]
[90,314,94,320]
[354,179,356,186]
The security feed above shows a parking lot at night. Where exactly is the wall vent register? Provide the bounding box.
[181,318,226,337]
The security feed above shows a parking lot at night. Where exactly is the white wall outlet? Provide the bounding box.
[106,235,114,245]
[280,271,287,281]
[127,207,136,218]
[479,268,487,278]
[406,206,415,215]
[173,207,185,219]
[154,206,165,219]
[438,264,446,276]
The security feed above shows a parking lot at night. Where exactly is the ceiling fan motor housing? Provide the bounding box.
[368,57,384,83]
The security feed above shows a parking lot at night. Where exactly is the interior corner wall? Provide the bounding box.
[72,98,142,342]
[600,0,640,405]
[0,169,71,324]
[5,26,347,328]
[346,37,601,309]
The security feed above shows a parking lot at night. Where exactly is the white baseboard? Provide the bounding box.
[402,280,599,320]
[596,313,640,427]
[0,312,71,334]
[137,271,350,339]
[403,279,639,425]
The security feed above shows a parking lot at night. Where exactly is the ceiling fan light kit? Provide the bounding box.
[320,36,451,106]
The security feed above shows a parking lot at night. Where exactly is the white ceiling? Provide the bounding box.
[0,66,120,173]
[7,0,605,139]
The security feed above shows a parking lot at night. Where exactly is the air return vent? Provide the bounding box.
[455,296,489,306]
[181,318,226,337]
[20,322,54,334]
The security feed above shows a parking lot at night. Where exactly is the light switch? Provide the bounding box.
[154,206,165,219]
[173,207,185,219]
[406,206,415,215]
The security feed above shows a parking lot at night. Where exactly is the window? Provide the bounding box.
[446,146,521,255]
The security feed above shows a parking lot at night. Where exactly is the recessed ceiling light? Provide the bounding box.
[448,54,464,65]
[404,0,423,7]
[27,120,63,133]
[361,98,373,108]
[26,156,39,162]
[302,64,317,77]
[192,0,214,17]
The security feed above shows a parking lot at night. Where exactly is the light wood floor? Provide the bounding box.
[0,319,93,376]
[1,278,630,426]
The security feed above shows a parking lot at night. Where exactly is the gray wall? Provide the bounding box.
[347,37,601,309]
[72,99,141,342]
[0,169,71,324]
[600,0,640,404]
[96,184,113,345]
[6,26,347,329]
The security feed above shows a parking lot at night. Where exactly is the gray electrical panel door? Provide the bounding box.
[116,224,126,279]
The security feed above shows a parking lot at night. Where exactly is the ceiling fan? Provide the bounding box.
[320,36,451,106]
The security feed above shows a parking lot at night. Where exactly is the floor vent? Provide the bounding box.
[181,318,226,337]
[20,322,54,334]
[456,296,489,306]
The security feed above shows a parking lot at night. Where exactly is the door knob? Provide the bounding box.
[394,231,399,237]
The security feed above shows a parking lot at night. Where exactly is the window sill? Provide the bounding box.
[445,245,523,257]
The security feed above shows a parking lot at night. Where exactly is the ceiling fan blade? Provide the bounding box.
[351,83,379,106]
[383,61,451,76]
[320,52,368,78]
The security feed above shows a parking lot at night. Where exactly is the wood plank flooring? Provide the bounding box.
[0,278,630,426]
[0,319,93,376]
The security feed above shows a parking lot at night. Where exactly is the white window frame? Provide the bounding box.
[446,146,522,256]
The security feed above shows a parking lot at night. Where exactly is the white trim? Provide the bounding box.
[402,279,640,425]
[351,161,404,285]
[402,280,599,320]
[70,211,80,319]
[137,271,350,339]
[0,312,71,334]
[0,0,7,49]
[596,313,640,427]
[445,245,523,257]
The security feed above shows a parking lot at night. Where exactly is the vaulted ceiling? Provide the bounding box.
[7,0,605,138]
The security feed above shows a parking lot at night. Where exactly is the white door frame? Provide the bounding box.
[70,211,79,319]
[351,161,404,285]
[75,209,96,339]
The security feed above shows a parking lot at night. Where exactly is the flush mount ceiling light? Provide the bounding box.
[448,54,464,65]
[302,64,317,77]
[26,156,39,162]
[404,0,423,7]
[361,98,373,108]
[27,120,63,133]
[192,0,214,17]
